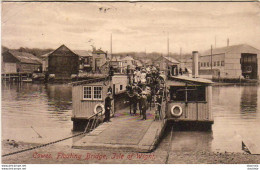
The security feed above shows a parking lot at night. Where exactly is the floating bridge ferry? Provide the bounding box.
[71,51,214,132]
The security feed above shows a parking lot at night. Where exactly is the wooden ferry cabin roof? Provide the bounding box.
[71,77,108,86]
[168,76,213,85]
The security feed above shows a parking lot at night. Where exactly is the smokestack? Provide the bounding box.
[192,51,199,78]
[227,38,229,47]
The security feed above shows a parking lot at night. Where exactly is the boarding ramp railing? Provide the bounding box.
[84,110,104,133]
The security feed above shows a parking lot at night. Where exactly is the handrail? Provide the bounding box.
[84,110,103,133]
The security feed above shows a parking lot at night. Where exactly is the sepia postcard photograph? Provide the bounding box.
[1,0,260,167]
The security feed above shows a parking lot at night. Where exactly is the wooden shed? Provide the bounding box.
[71,75,128,131]
[2,50,42,73]
[48,45,79,80]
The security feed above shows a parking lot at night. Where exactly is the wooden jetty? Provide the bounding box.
[1,72,32,82]
[73,103,167,152]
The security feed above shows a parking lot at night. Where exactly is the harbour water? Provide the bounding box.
[1,82,260,153]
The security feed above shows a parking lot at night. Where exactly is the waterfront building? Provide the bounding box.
[2,50,42,73]
[199,44,260,80]
[92,48,108,72]
[48,44,79,80]
[74,50,93,72]
[154,55,180,75]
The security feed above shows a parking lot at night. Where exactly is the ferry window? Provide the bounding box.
[221,61,224,66]
[170,86,206,102]
[93,86,103,100]
[83,86,92,100]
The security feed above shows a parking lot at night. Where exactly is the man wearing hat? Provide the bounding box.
[140,91,147,120]
[104,91,113,122]
[155,92,162,117]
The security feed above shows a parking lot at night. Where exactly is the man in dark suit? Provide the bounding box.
[140,91,147,120]
[104,92,112,122]
[155,93,162,117]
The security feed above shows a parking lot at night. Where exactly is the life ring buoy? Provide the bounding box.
[94,104,105,115]
[171,105,183,117]
[127,91,134,98]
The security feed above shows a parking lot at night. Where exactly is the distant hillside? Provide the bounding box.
[114,52,192,63]
[1,45,192,63]
[1,46,54,58]
[16,47,54,58]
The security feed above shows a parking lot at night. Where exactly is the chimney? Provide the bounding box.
[192,51,199,78]
[227,38,229,47]
[92,46,96,52]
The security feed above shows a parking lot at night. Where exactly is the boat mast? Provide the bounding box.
[167,32,169,59]
[110,33,113,59]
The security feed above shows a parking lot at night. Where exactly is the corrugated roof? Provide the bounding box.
[49,44,79,57]
[74,50,92,57]
[9,50,42,64]
[41,49,93,58]
[201,44,260,56]
[170,75,213,84]
[41,51,53,58]
[165,56,180,64]
[155,56,180,64]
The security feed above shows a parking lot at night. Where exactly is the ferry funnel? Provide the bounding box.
[192,51,199,78]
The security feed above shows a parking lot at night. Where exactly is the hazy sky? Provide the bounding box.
[2,2,260,54]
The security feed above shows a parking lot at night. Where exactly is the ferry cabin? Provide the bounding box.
[71,75,128,131]
[166,76,213,129]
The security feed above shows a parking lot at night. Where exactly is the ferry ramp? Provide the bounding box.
[72,107,167,152]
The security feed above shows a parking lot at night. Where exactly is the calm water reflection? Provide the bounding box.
[1,82,73,144]
[211,85,260,152]
[1,82,260,152]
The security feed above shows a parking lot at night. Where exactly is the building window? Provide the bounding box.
[83,86,103,100]
[169,86,206,102]
[204,63,206,67]
[120,85,123,90]
[207,62,209,67]
[83,86,92,100]
[93,86,102,100]
[221,61,225,66]
[217,61,220,66]
[214,62,216,66]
